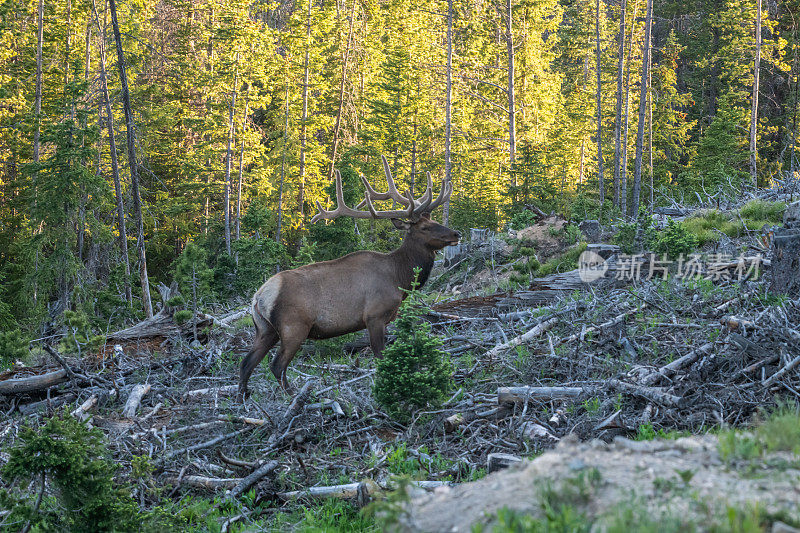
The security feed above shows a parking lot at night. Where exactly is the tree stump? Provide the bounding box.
[769,228,800,296]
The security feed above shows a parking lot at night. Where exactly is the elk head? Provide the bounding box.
[311,155,460,249]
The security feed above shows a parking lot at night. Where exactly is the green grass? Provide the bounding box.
[718,400,800,462]
[682,200,785,245]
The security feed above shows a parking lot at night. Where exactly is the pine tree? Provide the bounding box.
[373,269,452,423]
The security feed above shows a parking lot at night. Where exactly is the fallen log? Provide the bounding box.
[498,386,585,404]
[483,318,559,360]
[763,355,800,388]
[183,385,238,400]
[122,383,151,418]
[18,393,77,415]
[278,479,447,501]
[167,475,240,490]
[606,379,682,407]
[0,369,68,395]
[640,342,716,386]
[71,395,98,421]
[226,460,279,500]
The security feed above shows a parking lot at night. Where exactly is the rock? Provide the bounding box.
[653,206,687,217]
[578,219,602,243]
[784,201,800,227]
[486,453,523,473]
[585,243,620,259]
[773,522,800,533]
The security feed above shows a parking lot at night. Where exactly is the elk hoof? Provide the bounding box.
[236,387,249,403]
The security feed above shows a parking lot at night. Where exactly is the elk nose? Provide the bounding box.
[454,231,462,240]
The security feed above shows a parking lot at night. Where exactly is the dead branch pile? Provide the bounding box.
[1,271,799,525]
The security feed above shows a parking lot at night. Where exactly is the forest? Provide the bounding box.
[1,0,800,530]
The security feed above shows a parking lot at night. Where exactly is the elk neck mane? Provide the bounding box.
[390,233,436,291]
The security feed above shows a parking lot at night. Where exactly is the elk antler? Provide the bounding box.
[311,156,452,224]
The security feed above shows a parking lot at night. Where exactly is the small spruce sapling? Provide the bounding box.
[373,268,452,423]
[174,242,213,340]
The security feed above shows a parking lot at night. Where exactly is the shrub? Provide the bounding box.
[0,414,139,532]
[0,329,29,371]
[645,219,699,259]
[613,221,639,254]
[60,310,106,355]
[373,269,452,422]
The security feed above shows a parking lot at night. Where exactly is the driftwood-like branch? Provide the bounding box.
[498,386,585,404]
[0,369,68,395]
[71,395,98,421]
[183,385,238,400]
[555,305,646,347]
[484,317,559,359]
[763,355,800,388]
[122,383,151,418]
[226,460,279,500]
[640,342,716,386]
[606,379,682,407]
[167,475,240,490]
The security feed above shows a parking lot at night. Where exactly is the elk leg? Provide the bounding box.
[366,319,387,358]
[271,323,309,391]
[238,324,279,401]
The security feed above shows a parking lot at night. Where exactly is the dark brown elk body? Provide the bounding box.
[239,157,459,397]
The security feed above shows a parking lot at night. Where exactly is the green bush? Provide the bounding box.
[0,329,29,371]
[0,414,140,532]
[613,221,639,254]
[373,270,452,423]
[508,209,541,230]
[645,219,699,259]
[60,310,106,355]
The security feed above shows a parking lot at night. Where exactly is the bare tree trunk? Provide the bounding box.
[298,0,312,221]
[109,0,153,318]
[235,92,248,242]
[648,42,653,212]
[91,0,132,303]
[329,0,356,178]
[34,0,43,169]
[224,53,239,256]
[791,35,799,178]
[749,0,762,189]
[579,137,585,184]
[621,0,640,217]
[77,21,91,264]
[613,0,626,210]
[276,80,289,244]
[630,0,652,219]
[595,0,604,207]
[444,0,453,224]
[506,0,516,165]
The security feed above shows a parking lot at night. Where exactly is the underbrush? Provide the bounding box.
[682,199,785,245]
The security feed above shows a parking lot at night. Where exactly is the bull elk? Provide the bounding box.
[238,156,460,398]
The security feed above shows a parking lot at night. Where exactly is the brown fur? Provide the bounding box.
[238,216,460,396]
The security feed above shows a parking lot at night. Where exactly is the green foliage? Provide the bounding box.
[0,329,29,371]
[613,221,639,254]
[718,400,800,462]
[175,242,214,308]
[0,414,139,532]
[508,209,542,231]
[173,309,193,325]
[60,310,106,355]
[645,219,699,259]
[373,269,452,423]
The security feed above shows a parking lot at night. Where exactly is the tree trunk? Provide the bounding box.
[92,0,132,303]
[613,0,626,209]
[299,0,312,221]
[276,80,289,244]
[791,36,798,178]
[329,0,356,178]
[33,0,43,169]
[621,0,640,216]
[224,53,239,256]
[595,0,604,207]
[235,92,248,242]
[749,0,762,189]
[631,0,651,219]
[506,0,516,165]
[109,0,153,318]
[648,42,653,212]
[444,0,453,224]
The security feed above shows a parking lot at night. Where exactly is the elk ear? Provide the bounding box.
[391,218,411,231]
